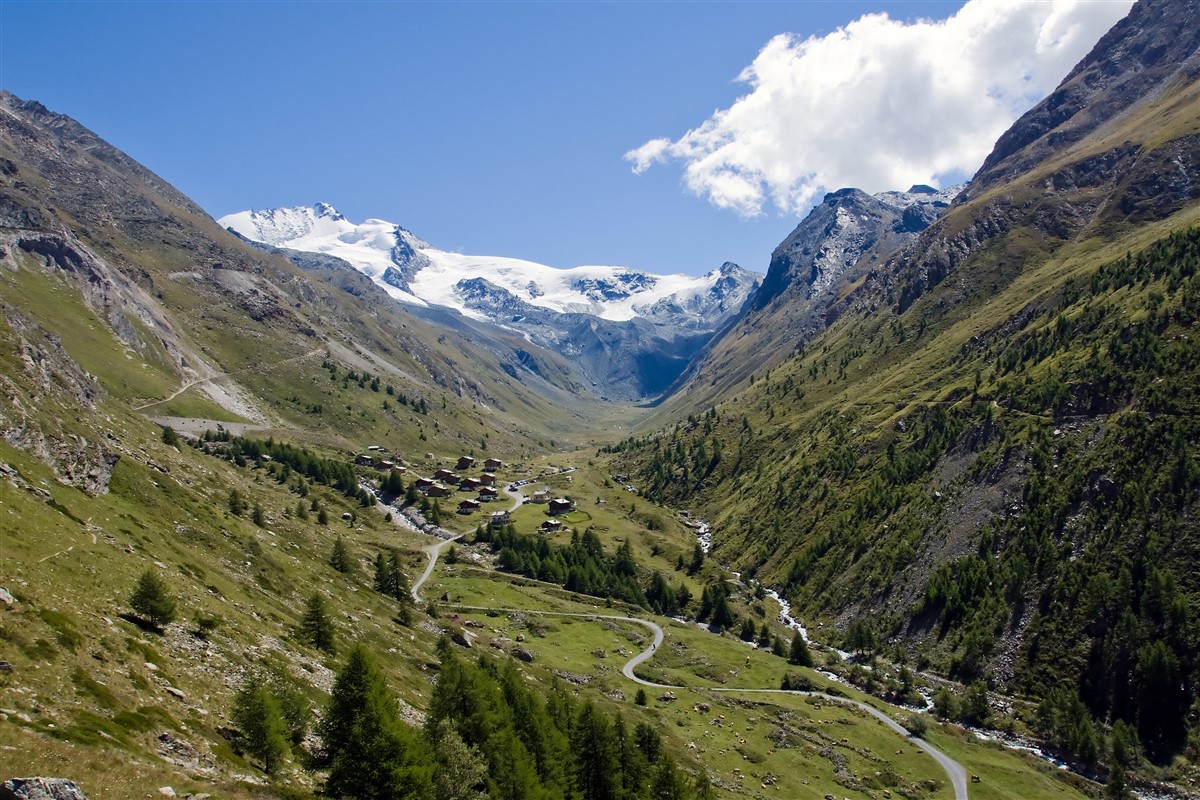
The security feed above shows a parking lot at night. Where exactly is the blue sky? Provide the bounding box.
[0,1,1131,276]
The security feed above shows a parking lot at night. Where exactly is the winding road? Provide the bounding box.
[408,524,970,799]
[718,688,968,799]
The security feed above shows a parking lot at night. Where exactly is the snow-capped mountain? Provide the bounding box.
[220,203,758,326]
[220,203,761,401]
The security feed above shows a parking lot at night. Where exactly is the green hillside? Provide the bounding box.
[5,1,1200,798]
[606,14,1200,789]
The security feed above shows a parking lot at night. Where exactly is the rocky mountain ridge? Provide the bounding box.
[648,183,961,417]
[223,204,761,402]
[609,0,1200,777]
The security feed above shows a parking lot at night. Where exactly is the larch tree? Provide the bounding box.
[300,592,336,654]
[232,675,290,775]
[330,536,352,573]
[130,569,177,629]
[320,644,432,799]
[788,631,814,667]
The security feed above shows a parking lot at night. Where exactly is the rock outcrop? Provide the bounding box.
[0,778,91,800]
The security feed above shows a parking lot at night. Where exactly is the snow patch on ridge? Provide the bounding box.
[220,203,755,323]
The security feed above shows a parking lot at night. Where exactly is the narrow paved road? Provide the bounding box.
[413,532,969,798]
[718,688,968,799]
[411,483,526,603]
[411,535,461,603]
[618,616,669,686]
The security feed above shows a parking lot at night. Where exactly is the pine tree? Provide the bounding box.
[390,552,414,625]
[1107,720,1137,799]
[232,675,290,775]
[497,659,570,790]
[615,714,650,800]
[635,720,662,763]
[370,551,414,624]
[430,719,487,800]
[933,687,960,720]
[330,536,352,573]
[320,644,432,799]
[130,569,177,629]
[771,634,785,657]
[687,542,704,576]
[252,503,266,528]
[789,631,814,666]
[267,670,312,745]
[962,681,990,725]
[711,590,735,631]
[845,619,879,656]
[572,701,621,800]
[650,754,691,800]
[374,552,392,593]
[228,489,246,516]
[300,593,336,654]
[757,622,772,648]
[614,538,636,577]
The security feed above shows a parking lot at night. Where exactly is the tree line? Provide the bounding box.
[233,638,713,800]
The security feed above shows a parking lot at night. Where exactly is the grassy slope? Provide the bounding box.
[603,74,1200,794]
[0,392,1088,800]
[0,87,1134,799]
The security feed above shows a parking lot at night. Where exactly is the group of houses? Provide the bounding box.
[354,450,584,537]
[528,494,575,533]
[353,450,506,513]
[414,459,506,512]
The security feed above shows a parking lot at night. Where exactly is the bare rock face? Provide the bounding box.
[972,0,1200,195]
[0,323,118,496]
[752,185,959,312]
[832,0,1200,320]
[0,778,91,800]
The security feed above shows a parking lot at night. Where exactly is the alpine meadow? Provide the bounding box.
[3,2,1200,800]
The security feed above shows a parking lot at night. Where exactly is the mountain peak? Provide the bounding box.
[220,204,762,400]
[752,183,960,311]
[312,201,345,220]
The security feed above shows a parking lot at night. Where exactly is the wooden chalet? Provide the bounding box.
[548,498,575,515]
[433,469,462,485]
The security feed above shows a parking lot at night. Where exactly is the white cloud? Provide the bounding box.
[626,0,1134,217]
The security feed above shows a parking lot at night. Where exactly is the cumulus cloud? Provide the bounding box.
[626,0,1134,216]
